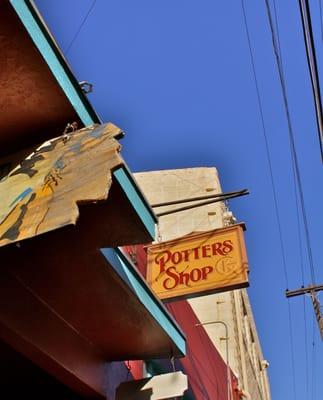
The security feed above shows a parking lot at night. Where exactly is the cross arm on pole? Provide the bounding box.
[285,284,323,298]
[285,284,323,340]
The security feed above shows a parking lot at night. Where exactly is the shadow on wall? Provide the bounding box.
[105,361,133,400]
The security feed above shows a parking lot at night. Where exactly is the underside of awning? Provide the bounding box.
[0,2,186,397]
[0,215,184,397]
[0,123,184,397]
[0,0,100,157]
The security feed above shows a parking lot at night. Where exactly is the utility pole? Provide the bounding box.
[286,284,323,340]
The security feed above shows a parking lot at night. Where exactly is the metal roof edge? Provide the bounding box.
[101,247,186,357]
[9,1,156,243]
[113,166,158,241]
[10,0,100,127]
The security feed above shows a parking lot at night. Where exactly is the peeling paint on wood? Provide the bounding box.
[0,123,123,247]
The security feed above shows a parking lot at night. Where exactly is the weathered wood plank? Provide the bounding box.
[0,123,123,247]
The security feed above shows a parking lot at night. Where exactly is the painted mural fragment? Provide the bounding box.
[0,123,123,247]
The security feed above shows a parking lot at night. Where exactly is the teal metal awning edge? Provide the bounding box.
[113,166,157,240]
[10,0,100,127]
[101,248,186,357]
[10,0,156,240]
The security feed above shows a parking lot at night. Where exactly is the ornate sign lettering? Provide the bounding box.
[147,224,249,301]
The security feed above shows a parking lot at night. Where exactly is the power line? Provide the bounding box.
[264,1,321,398]
[319,0,323,42]
[65,0,97,55]
[264,0,317,284]
[272,0,284,71]
[240,0,289,287]
[303,296,310,399]
[298,0,323,159]
[311,314,316,400]
[271,3,310,396]
[240,1,297,398]
[271,0,307,290]
[287,302,298,399]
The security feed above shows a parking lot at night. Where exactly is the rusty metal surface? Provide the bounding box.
[0,123,123,247]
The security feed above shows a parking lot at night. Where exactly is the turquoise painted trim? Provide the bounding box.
[10,0,95,126]
[113,167,156,240]
[101,248,186,356]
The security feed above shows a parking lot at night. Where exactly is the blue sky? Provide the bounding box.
[35,1,323,398]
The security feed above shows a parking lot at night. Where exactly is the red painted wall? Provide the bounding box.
[123,245,240,400]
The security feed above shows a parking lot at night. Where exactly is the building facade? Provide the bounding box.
[124,241,239,399]
[134,167,271,400]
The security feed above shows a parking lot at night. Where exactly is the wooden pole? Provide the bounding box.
[286,284,323,340]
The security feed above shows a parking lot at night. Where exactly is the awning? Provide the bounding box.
[1,0,100,157]
[1,0,157,243]
[0,123,121,247]
[0,123,184,397]
[0,123,155,247]
[0,3,185,396]
[0,226,185,398]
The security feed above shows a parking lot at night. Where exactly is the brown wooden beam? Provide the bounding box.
[285,284,323,298]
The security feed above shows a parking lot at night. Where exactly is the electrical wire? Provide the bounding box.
[272,0,307,291]
[303,296,310,399]
[271,2,310,397]
[265,16,315,400]
[272,0,284,71]
[264,0,317,285]
[286,301,298,400]
[65,0,97,55]
[264,1,322,399]
[311,314,316,400]
[263,24,319,400]
[240,1,297,398]
[298,0,323,159]
[240,0,289,287]
[319,0,323,42]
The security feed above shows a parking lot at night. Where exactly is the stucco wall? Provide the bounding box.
[134,167,271,400]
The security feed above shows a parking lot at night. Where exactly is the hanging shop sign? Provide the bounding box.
[147,224,249,301]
